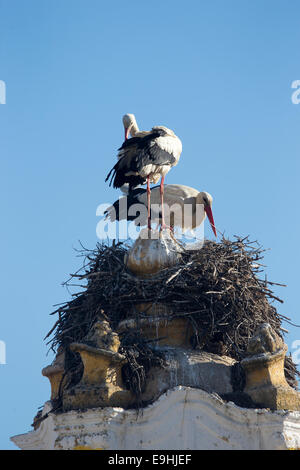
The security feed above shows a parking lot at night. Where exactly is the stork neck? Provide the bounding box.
[130,122,140,137]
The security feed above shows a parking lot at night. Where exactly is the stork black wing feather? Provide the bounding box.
[117,132,160,151]
[105,131,176,189]
[104,187,147,222]
[136,143,177,170]
[105,155,146,189]
[105,165,117,185]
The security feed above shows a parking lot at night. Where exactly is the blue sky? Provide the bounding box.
[1,0,300,449]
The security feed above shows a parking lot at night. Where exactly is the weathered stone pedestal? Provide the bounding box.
[61,320,133,411]
[241,323,300,411]
[63,343,132,411]
[42,348,65,401]
[118,306,194,349]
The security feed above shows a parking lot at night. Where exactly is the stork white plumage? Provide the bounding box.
[105,120,182,230]
[105,184,217,237]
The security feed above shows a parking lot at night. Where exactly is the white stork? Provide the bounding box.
[105,184,217,237]
[105,124,182,230]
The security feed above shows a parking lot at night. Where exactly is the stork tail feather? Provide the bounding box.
[105,165,117,187]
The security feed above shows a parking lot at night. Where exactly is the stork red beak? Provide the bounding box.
[204,205,217,237]
[125,128,130,140]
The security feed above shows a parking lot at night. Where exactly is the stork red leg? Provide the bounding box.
[147,176,151,230]
[160,175,166,230]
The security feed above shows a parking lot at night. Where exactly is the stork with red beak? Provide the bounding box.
[106,118,182,230]
[105,184,217,237]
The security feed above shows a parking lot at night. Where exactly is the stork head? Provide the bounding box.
[197,191,217,237]
[122,113,139,140]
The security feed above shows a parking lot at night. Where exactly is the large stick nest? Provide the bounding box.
[45,236,299,397]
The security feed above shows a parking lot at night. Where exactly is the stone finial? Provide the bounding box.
[246,323,284,356]
[125,229,183,276]
[241,323,300,410]
[84,319,120,352]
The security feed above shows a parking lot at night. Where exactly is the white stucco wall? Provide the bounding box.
[11,386,300,450]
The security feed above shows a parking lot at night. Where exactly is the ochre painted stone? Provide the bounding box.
[42,348,65,400]
[62,343,133,411]
[118,302,194,348]
[242,324,300,411]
